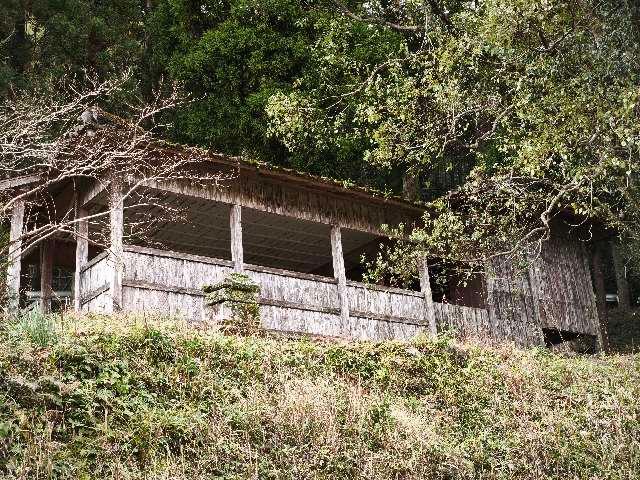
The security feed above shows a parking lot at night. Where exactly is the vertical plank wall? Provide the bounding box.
[486,235,600,346]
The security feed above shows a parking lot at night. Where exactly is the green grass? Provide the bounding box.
[1,313,639,479]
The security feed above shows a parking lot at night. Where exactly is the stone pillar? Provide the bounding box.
[230,204,243,272]
[6,198,25,312]
[331,225,349,327]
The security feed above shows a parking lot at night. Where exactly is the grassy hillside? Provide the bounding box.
[1,313,639,480]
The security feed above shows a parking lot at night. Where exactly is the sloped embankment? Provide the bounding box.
[1,314,639,479]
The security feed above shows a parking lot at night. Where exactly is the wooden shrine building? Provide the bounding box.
[3,129,605,350]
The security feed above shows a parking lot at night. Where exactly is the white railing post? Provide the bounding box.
[230,204,244,272]
[39,239,53,313]
[74,206,88,312]
[109,174,124,312]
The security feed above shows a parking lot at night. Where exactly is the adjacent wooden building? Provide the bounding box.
[3,136,605,350]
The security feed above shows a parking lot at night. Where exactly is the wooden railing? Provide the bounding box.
[79,245,494,341]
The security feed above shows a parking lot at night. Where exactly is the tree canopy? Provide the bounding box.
[2,0,640,275]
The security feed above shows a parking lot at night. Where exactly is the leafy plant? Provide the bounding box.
[203,273,261,335]
[0,314,639,479]
[9,310,58,348]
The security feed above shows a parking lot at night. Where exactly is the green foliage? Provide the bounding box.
[203,273,261,334]
[0,0,401,188]
[0,314,639,479]
[268,0,640,266]
[152,0,316,162]
[8,311,58,348]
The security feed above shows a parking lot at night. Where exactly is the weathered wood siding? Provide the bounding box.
[121,246,233,320]
[79,246,437,340]
[79,252,112,314]
[433,303,492,340]
[77,237,598,346]
[246,264,340,310]
[487,235,600,346]
[347,282,425,323]
[533,236,599,335]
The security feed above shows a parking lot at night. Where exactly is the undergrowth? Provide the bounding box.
[0,312,638,479]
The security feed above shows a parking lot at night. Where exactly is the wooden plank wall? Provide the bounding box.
[433,303,493,340]
[486,235,600,346]
[79,252,113,314]
[79,240,601,345]
[77,238,598,346]
[532,236,599,335]
[79,246,438,340]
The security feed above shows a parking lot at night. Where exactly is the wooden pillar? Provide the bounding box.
[109,175,124,311]
[419,256,437,335]
[612,242,630,312]
[39,239,53,313]
[331,225,349,326]
[591,244,610,352]
[402,173,420,202]
[74,207,89,312]
[6,198,25,312]
[230,204,244,272]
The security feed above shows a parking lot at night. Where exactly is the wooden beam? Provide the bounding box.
[39,239,54,313]
[0,174,42,191]
[109,174,124,311]
[74,206,89,311]
[331,225,349,327]
[230,204,244,272]
[419,257,437,335]
[143,178,410,237]
[80,179,108,207]
[6,198,25,312]
[591,244,610,352]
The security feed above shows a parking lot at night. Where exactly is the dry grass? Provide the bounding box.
[1,312,639,479]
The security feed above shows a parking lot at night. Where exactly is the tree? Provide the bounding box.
[0,71,225,307]
[0,0,145,95]
[267,0,640,278]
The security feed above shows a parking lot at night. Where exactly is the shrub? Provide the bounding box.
[203,273,261,335]
[0,314,638,479]
[9,310,59,348]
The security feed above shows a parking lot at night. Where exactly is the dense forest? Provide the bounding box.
[2,0,640,295]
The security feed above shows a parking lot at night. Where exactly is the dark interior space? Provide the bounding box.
[542,328,597,353]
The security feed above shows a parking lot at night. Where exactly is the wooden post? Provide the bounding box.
[230,204,244,272]
[419,256,437,335]
[612,242,630,312]
[39,239,53,313]
[6,198,25,312]
[591,244,610,352]
[109,175,124,311]
[402,173,420,202]
[74,207,89,312]
[331,225,349,326]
